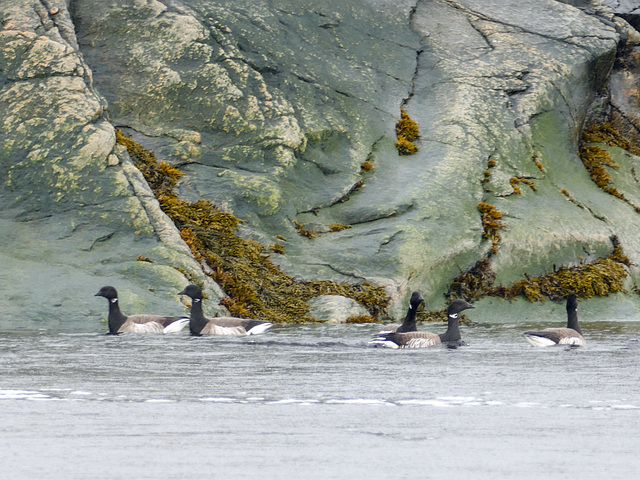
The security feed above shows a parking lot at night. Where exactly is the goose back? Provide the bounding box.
[523,328,586,347]
[370,331,441,349]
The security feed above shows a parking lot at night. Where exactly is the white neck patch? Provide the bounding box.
[194,298,201,303]
[449,313,458,319]
[111,298,118,304]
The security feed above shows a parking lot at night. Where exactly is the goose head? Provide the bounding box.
[447,299,474,319]
[178,284,203,301]
[95,286,118,301]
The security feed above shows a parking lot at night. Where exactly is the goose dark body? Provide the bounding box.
[378,291,424,334]
[178,285,273,336]
[369,299,475,349]
[523,293,586,347]
[95,286,188,335]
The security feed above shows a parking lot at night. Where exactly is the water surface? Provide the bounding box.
[1,321,639,479]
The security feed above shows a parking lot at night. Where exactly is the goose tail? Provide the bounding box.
[523,332,557,347]
[163,318,189,334]
[247,322,273,335]
[367,333,399,349]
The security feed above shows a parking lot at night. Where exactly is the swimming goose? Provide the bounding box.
[523,293,586,347]
[369,299,474,349]
[377,291,424,334]
[178,284,273,336]
[95,286,189,334]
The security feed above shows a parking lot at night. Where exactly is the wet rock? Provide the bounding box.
[0,0,224,329]
[4,0,640,325]
[307,295,369,324]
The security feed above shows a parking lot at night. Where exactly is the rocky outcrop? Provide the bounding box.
[3,0,640,327]
[0,0,224,330]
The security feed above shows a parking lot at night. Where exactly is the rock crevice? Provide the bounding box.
[5,0,640,325]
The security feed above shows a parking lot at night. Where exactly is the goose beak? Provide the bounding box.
[178,288,187,296]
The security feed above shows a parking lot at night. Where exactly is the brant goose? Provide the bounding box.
[369,299,474,349]
[178,284,273,335]
[523,293,586,347]
[95,286,189,334]
[378,291,424,334]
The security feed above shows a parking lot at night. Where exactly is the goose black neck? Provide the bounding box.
[567,310,582,335]
[107,300,127,334]
[439,316,461,343]
[189,298,207,335]
[396,304,419,333]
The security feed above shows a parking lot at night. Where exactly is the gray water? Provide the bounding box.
[1,321,640,479]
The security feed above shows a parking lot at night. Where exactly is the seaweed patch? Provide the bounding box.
[446,235,630,304]
[509,177,537,195]
[116,129,389,323]
[395,107,419,155]
[346,314,376,324]
[533,153,544,171]
[269,243,285,254]
[490,236,630,302]
[477,201,504,255]
[361,160,374,171]
[447,257,495,302]
[294,220,320,238]
[579,123,640,213]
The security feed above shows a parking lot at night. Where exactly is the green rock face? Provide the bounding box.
[4,0,640,326]
[0,1,223,329]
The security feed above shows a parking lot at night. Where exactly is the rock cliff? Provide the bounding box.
[3,0,640,328]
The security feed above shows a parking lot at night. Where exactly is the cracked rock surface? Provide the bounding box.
[0,0,224,329]
[4,0,640,324]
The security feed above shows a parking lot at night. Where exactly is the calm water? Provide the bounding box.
[1,321,640,479]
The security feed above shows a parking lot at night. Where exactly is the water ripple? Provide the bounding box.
[2,388,639,412]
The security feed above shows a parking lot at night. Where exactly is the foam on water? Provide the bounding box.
[0,389,53,401]
[3,387,640,411]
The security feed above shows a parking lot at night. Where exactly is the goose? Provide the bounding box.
[178,284,273,336]
[368,299,474,349]
[377,291,424,334]
[95,286,189,334]
[523,293,586,347]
